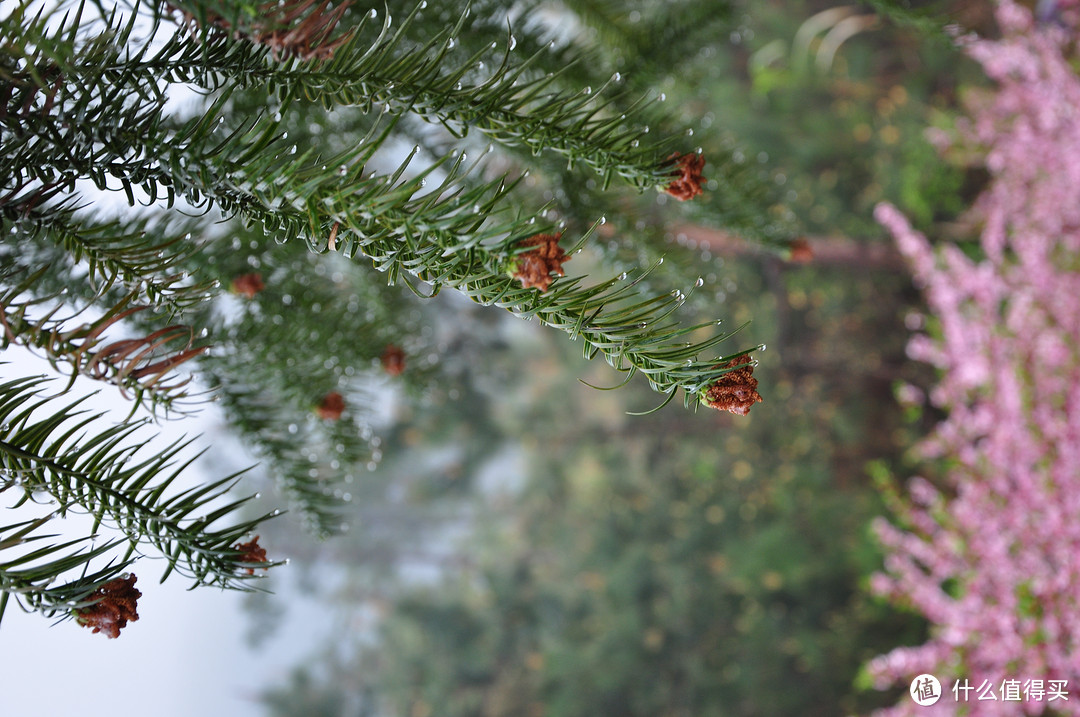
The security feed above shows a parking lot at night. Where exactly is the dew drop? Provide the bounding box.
[612,71,622,82]
[447,38,456,49]
[369,8,377,18]
[509,35,517,50]
[686,128,694,136]
[658,257,665,265]
[695,277,704,287]
[599,216,607,225]
[659,93,666,101]
[618,272,627,280]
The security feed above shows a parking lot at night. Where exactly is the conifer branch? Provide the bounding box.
[13,2,679,191]
[0,375,275,596]
[133,107,751,406]
[3,207,215,313]
[0,265,208,411]
[0,516,132,625]
[202,351,376,539]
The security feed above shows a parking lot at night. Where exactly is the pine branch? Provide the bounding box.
[31,2,681,190]
[556,0,641,56]
[0,514,133,625]
[138,107,750,406]
[185,212,452,535]
[0,263,208,412]
[0,375,276,594]
[1,205,215,314]
[202,348,378,539]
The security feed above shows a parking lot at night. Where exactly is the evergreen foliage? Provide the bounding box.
[1,0,797,633]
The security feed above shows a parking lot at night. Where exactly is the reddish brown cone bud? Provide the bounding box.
[74,574,141,639]
[511,233,569,292]
[788,238,814,263]
[380,344,406,376]
[235,536,269,575]
[664,152,706,201]
[230,273,265,298]
[702,355,763,416]
[316,391,345,420]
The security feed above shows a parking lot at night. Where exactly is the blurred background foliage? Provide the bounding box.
[243,0,1002,714]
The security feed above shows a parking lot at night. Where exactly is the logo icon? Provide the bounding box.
[910,674,942,706]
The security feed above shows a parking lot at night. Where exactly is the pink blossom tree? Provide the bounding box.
[868,2,1080,714]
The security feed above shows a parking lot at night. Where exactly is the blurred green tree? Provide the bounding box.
[260,308,929,716]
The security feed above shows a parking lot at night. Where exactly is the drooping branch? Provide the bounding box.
[671,224,905,270]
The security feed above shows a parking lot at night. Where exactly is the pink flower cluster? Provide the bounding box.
[868,3,1080,715]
